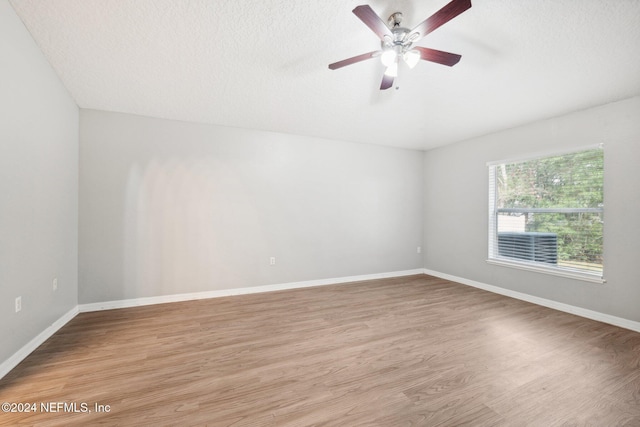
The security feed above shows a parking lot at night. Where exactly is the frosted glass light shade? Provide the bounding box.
[384,61,398,77]
[403,49,420,69]
[380,49,397,67]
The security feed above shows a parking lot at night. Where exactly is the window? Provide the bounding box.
[488,145,604,282]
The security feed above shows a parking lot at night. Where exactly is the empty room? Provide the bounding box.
[1,0,639,425]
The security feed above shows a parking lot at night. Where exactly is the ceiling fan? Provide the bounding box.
[329,0,472,90]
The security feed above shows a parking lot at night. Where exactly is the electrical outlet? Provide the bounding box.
[53,278,58,291]
[417,246,422,254]
[15,296,22,313]
[269,257,276,266]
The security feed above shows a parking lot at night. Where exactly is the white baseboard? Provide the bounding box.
[78,269,425,312]
[423,269,640,333]
[0,306,79,380]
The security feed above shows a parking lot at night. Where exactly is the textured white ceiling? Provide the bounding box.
[9,0,640,150]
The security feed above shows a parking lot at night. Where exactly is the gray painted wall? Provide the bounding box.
[79,110,424,304]
[0,1,79,363]
[423,96,640,322]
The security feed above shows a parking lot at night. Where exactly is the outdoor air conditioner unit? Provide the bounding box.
[497,232,558,265]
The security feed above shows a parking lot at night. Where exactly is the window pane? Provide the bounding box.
[496,211,603,274]
[497,149,603,210]
[489,147,604,279]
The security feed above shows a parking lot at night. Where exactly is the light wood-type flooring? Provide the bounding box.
[1,274,639,426]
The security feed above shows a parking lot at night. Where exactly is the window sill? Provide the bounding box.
[486,258,606,284]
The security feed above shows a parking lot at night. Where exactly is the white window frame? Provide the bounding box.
[487,145,605,284]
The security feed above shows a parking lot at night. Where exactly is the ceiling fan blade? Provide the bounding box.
[329,51,380,70]
[410,0,471,41]
[415,47,462,66]
[380,74,394,90]
[352,5,392,41]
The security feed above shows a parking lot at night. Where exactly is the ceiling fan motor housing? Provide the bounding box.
[382,13,419,55]
[382,26,414,54]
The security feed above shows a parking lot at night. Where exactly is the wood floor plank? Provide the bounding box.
[1,274,639,426]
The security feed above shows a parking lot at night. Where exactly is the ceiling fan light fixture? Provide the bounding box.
[403,49,420,69]
[380,49,397,67]
[384,61,398,77]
